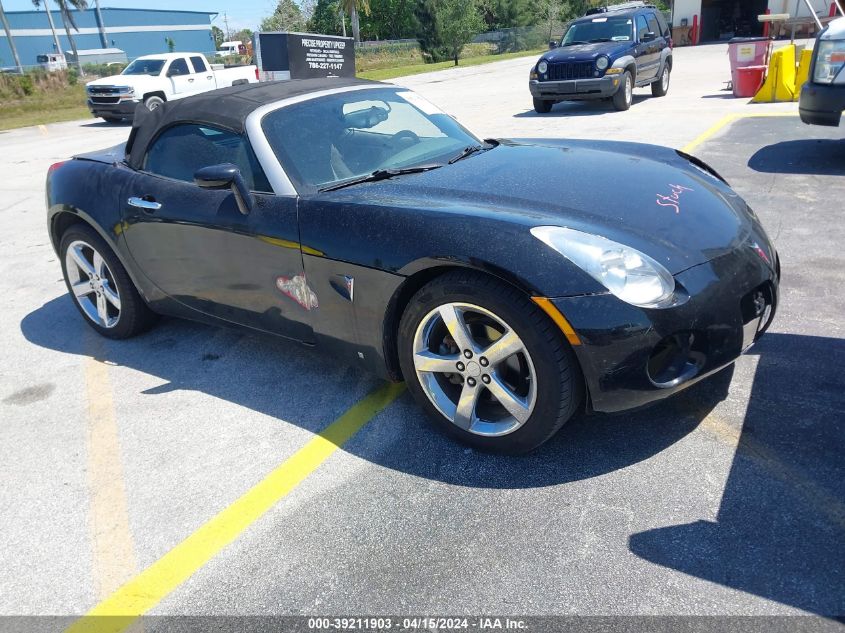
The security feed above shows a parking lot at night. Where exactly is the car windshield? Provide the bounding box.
[261,88,482,190]
[122,59,165,76]
[562,16,633,44]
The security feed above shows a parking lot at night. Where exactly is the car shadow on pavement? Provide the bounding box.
[748,138,845,176]
[80,120,132,128]
[629,332,845,616]
[23,294,736,490]
[514,95,649,118]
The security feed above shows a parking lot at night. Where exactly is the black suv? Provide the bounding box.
[529,2,673,113]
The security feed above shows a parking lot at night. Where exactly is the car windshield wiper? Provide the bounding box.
[562,40,588,46]
[448,145,485,164]
[589,38,612,42]
[319,164,441,192]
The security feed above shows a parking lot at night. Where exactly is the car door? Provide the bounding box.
[166,58,197,98]
[190,55,216,92]
[635,14,659,82]
[646,12,669,71]
[120,123,314,343]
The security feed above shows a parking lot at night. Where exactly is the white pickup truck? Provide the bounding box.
[85,52,258,122]
[799,17,845,127]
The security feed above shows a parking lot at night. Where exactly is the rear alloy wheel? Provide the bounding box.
[144,95,164,111]
[533,97,553,114]
[60,224,157,339]
[398,271,582,453]
[612,70,633,111]
[652,64,670,97]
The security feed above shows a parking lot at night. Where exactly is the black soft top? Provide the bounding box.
[125,77,383,170]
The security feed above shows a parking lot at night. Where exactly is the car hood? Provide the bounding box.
[544,41,631,63]
[333,140,761,275]
[86,74,159,89]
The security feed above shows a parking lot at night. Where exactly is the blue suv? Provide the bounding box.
[529,2,673,113]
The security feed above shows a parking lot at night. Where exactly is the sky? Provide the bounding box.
[3,0,283,32]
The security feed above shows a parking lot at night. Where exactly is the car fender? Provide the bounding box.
[657,48,672,74]
[47,160,162,303]
[610,54,637,80]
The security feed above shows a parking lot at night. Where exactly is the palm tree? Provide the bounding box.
[340,0,370,43]
[32,0,63,59]
[0,0,24,73]
[54,0,89,75]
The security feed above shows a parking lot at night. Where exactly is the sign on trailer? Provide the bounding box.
[254,32,355,81]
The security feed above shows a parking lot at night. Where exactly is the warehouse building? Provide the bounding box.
[1,7,217,68]
[671,0,837,41]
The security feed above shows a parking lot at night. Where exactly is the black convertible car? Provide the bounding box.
[46,78,779,453]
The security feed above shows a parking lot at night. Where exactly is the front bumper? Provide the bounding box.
[799,81,845,127]
[554,242,779,413]
[529,76,621,101]
[87,98,140,120]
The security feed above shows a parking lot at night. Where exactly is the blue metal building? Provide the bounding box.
[1,7,218,68]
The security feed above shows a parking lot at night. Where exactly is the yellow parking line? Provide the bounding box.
[66,381,405,633]
[698,412,845,531]
[681,112,798,155]
[83,356,139,600]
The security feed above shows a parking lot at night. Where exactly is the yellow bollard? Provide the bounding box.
[751,44,796,102]
[794,47,813,100]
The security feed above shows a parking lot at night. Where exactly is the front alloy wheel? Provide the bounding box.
[398,271,582,453]
[613,71,633,111]
[412,302,537,437]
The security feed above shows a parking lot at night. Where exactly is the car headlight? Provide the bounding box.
[596,56,609,71]
[537,60,548,74]
[813,40,845,84]
[531,226,676,308]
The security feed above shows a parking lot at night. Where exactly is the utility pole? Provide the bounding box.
[0,0,24,74]
[223,12,230,40]
[35,1,63,56]
[93,0,108,48]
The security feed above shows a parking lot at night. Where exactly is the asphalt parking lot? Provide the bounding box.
[1,42,843,631]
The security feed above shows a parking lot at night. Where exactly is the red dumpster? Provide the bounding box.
[735,66,767,97]
[728,37,771,97]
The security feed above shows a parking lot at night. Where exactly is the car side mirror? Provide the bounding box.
[194,163,254,215]
[642,31,657,42]
[549,40,558,49]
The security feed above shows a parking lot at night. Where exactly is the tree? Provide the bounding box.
[434,0,484,65]
[165,36,175,52]
[340,0,370,42]
[52,0,89,75]
[212,25,224,48]
[308,0,344,35]
[0,0,23,73]
[359,0,416,40]
[260,0,306,32]
[482,0,535,30]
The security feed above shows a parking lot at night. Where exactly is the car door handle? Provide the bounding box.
[188,78,195,82]
[207,75,213,80]
[128,196,161,211]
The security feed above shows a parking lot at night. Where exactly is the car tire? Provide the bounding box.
[533,97,553,114]
[60,224,158,340]
[102,117,122,123]
[652,64,670,97]
[144,95,165,111]
[612,70,633,111]
[397,270,582,454]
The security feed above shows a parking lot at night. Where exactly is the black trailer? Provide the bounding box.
[254,32,355,81]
